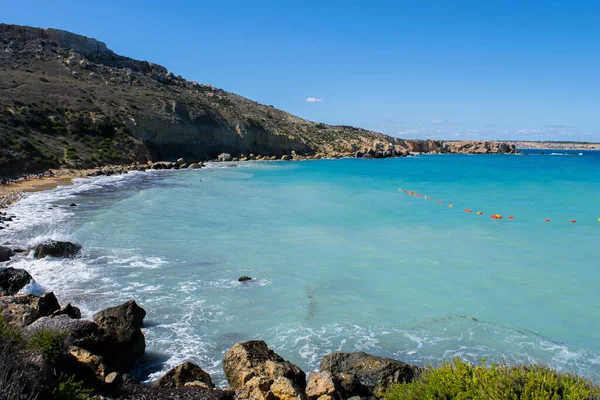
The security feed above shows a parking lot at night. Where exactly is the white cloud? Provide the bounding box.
[432,119,461,126]
[517,128,543,134]
[306,97,323,103]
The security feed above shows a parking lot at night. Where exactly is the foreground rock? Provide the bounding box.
[0,292,61,328]
[0,267,32,295]
[155,361,214,389]
[223,340,306,400]
[320,352,420,397]
[33,240,82,259]
[24,315,101,348]
[306,371,344,400]
[117,383,235,400]
[320,352,420,398]
[93,300,146,372]
[0,245,14,262]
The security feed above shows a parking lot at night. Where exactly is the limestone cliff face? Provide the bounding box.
[0,23,514,177]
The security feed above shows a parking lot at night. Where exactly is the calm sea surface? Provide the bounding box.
[2,150,600,385]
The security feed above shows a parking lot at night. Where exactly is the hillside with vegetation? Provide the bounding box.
[0,24,515,177]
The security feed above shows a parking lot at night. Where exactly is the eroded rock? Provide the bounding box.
[306,371,343,400]
[223,340,306,400]
[92,300,146,371]
[0,292,61,328]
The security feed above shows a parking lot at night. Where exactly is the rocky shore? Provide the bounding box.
[0,241,421,399]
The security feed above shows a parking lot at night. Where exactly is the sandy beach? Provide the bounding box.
[0,170,85,209]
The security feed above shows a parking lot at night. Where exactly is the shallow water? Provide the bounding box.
[2,151,600,385]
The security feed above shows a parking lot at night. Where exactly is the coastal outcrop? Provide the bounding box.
[33,240,82,259]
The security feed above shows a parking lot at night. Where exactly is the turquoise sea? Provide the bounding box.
[2,150,600,385]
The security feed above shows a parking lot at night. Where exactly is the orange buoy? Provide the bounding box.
[440,201,443,205]
[477,211,483,215]
[449,204,453,208]
[465,209,472,213]
[570,220,577,223]
[508,216,514,220]
[545,219,550,223]
[491,214,503,219]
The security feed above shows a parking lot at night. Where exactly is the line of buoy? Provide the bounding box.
[399,188,589,224]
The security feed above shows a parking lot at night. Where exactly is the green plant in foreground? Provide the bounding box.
[27,329,66,363]
[385,358,600,400]
[56,375,92,400]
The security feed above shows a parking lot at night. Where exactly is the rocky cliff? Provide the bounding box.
[0,24,515,177]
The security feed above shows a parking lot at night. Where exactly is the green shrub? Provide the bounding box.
[27,329,66,363]
[385,358,600,400]
[0,316,23,346]
[55,375,92,400]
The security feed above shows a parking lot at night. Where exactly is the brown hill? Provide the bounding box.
[0,24,515,177]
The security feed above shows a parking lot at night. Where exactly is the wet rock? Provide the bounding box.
[0,292,61,328]
[50,303,82,319]
[281,155,292,161]
[92,300,146,371]
[187,163,201,169]
[33,240,82,259]
[238,276,252,282]
[0,267,32,295]
[354,151,364,158]
[69,202,77,207]
[320,352,420,398]
[223,340,306,400]
[0,245,14,262]
[218,153,232,162]
[154,361,214,389]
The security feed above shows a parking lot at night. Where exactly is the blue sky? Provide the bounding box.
[4,1,599,141]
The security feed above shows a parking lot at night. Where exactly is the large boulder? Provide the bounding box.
[0,245,14,262]
[319,352,420,398]
[33,240,81,259]
[218,153,233,162]
[0,267,32,295]
[92,300,146,371]
[223,340,306,400]
[154,361,214,389]
[0,292,61,328]
[24,315,101,349]
[187,163,201,169]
